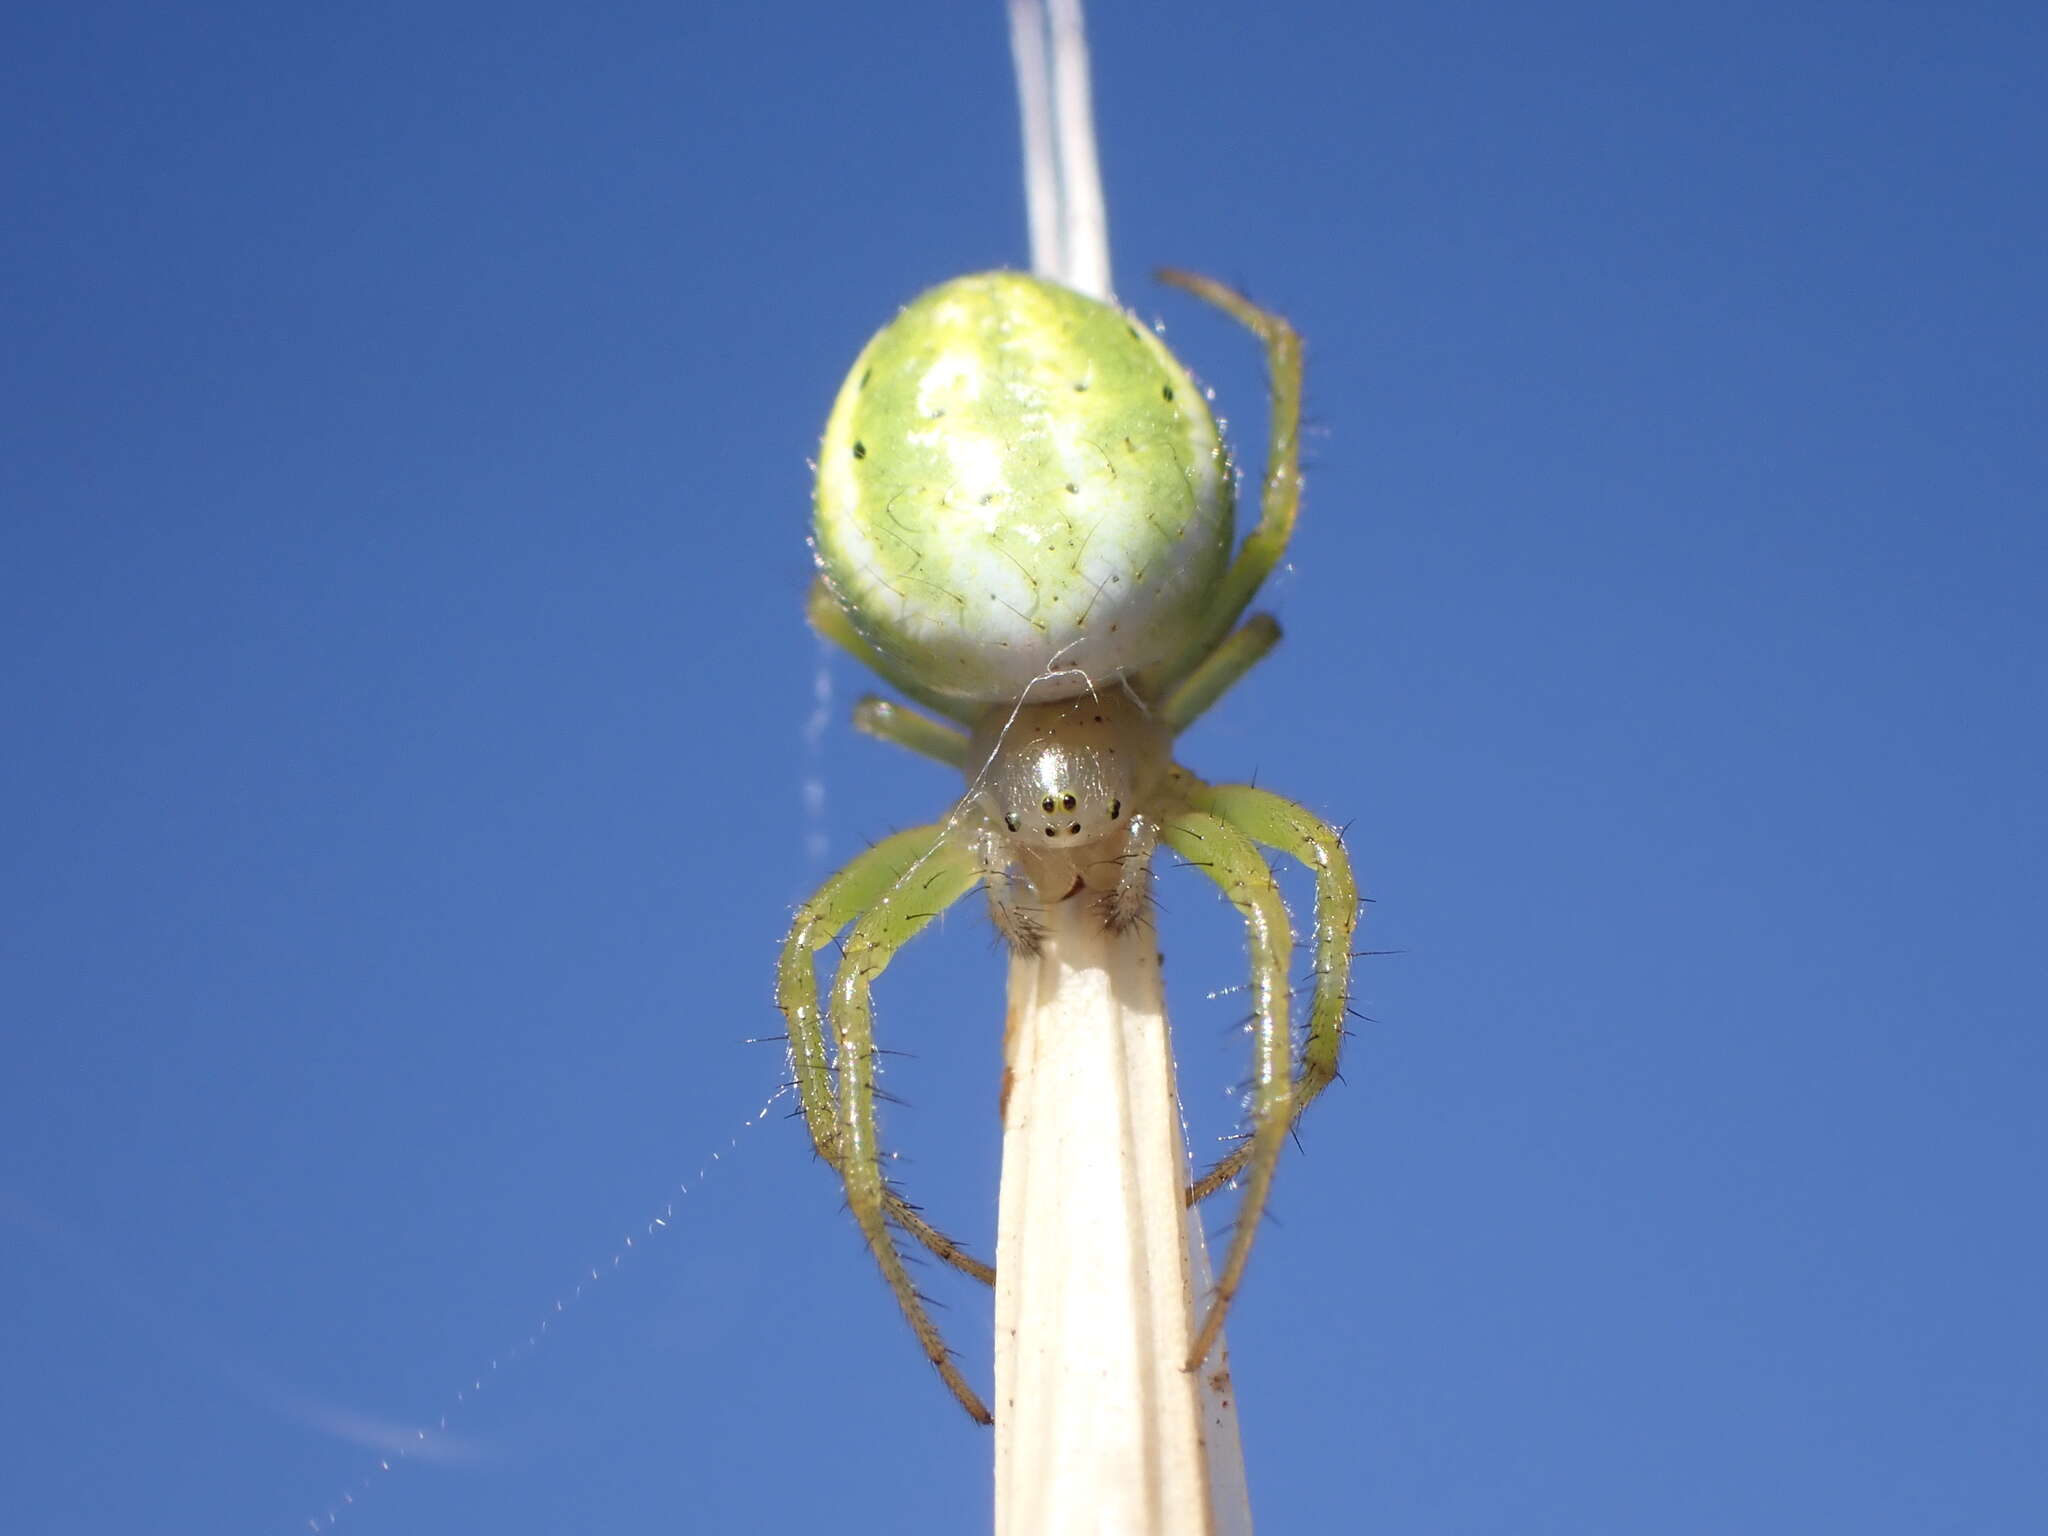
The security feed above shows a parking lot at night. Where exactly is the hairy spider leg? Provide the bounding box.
[851,695,1055,952]
[969,819,1051,956]
[852,695,971,769]
[825,830,994,1422]
[1144,271,1304,698]
[1182,782,1360,1203]
[1156,806,1296,1370]
[1157,612,1282,734]
[1094,809,1164,934]
[806,576,978,725]
[776,825,995,1287]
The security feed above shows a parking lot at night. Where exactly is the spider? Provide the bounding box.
[778,269,1359,1424]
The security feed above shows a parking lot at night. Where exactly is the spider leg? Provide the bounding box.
[806,575,978,725]
[1182,782,1361,1203]
[828,829,994,1422]
[853,694,971,770]
[878,1191,994,1287]
[1145,271,1303,696]
[1158,808,1294,1371]
[1157,613,1281,734]
[775,826,994,1287]
[1093,810,1162,934]
[972,821,1046,956]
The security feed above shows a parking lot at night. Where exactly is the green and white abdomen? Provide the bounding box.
[813,272,1232,705]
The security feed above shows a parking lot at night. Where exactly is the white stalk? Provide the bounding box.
[1006,0,1063,285]
[994,902,1248,1535]
[1043,0,1112,300]
[1007,0,1113,300]
[996,4,1250,1531]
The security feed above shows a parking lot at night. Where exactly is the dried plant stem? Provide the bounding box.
[993,902,1246,1535]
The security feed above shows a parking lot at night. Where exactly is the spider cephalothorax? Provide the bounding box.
[781,270,1359,1423]
[965,687,1172,947]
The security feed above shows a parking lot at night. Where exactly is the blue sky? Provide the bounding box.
[4,2,2044,1532]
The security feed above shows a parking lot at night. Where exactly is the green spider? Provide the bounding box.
[778,269,1359,1424]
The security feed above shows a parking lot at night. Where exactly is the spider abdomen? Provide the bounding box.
[813,272,1234,706]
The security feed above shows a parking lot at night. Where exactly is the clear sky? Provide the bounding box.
[4,2,2044,1532]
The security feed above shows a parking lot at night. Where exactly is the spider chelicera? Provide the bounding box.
[778,269,1359,1424]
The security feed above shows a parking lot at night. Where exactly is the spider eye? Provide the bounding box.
[1041,797,1056,813]
[1068,823,1081,835]
[1043,826,1057,838]
[1061,794,1076,811]
[1004,814,1019,832]
[1108,800,1121,819]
